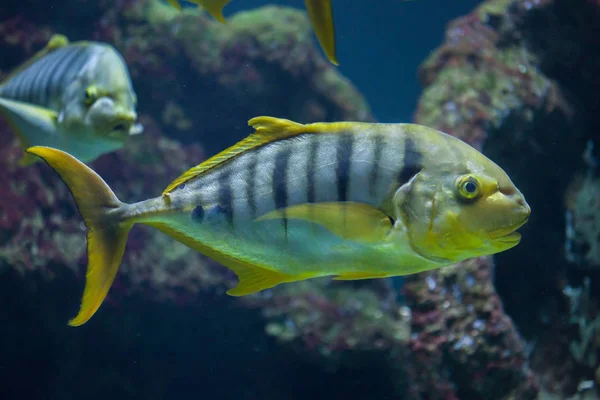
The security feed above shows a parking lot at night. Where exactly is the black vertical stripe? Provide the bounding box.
[21,67,35,104]
[11,73,27,100]
[58,46,89,92]
[33,49,67,106]
[273,145,291,237]
[51,47,85,102]
[273,146,291,210]
[306,136,318,203]
[30,54,56,105]
[398,136,423,185]
[369,134,384,198]
[44,47,83,106]
[218,169,234,226]
[246,152,258,220]
[336,134,354,202]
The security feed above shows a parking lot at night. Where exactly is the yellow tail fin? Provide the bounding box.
[26,146,132,326]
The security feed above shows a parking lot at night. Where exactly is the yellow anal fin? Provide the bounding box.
[333,272,391,281]
[190,0,231,23]
[163,116,365,195]
[145,221,291,296]
[224,259,289,296]
[256,202,393,244]
[304,0,338,65]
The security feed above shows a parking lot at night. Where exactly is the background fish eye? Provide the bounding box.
[84,86,98,106]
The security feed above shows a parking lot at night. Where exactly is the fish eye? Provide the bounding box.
[457,176,481,200]
[84,86,99,106]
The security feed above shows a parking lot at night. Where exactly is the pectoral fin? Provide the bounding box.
[0,98,58,164]
[0,97,125,165]
[256,202,393,244]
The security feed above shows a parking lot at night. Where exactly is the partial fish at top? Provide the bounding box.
[0,34,142,166]
[165,0,339,65]
[165,0,416,66]
[28,116,530,327]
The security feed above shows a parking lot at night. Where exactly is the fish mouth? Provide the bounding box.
[489,216,529,244]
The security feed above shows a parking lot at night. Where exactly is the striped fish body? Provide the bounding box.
[0,35,140,165]
[28,116,530,325]
[130,120,452,284]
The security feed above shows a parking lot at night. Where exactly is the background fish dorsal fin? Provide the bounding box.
[162,116,327,194]
[1,34,69,86]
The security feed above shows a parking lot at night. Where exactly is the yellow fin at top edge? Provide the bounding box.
[145,221,291,296]
[162,117,305,194]
[190,0,231,23]
[162,116,365,195]
[256,202,394,244]
[166,0,183,11]
[1,34,70,86]
[304,0,338,65]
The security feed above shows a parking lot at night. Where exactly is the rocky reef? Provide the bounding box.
[413,0,600,398]
[2,0,600,399]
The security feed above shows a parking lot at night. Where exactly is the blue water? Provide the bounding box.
[226,0,482,122]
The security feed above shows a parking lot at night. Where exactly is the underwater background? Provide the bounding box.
[0,0,599,399]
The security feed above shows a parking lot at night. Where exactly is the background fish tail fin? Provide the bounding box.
[26,146,132,327]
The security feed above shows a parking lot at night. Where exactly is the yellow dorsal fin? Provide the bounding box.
[162,116,364,195]
[163,116,311,194]
[1,34,69,86]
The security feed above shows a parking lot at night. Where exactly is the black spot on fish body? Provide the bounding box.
[191,205,204,222]
[178,183,186,190]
